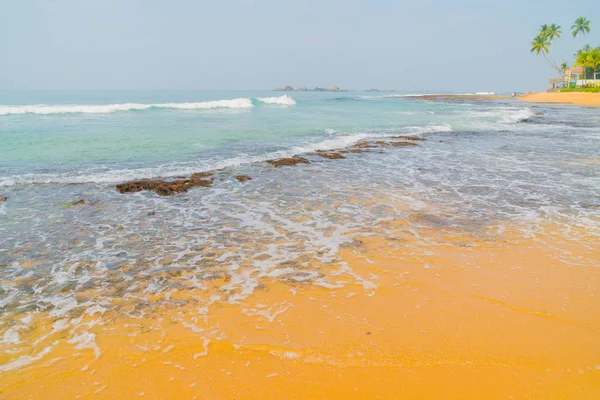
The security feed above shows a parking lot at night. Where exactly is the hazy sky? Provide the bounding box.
[1,0,599,92]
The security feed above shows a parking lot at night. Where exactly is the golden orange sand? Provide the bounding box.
[1,219,600,399]
[520,92,600,107]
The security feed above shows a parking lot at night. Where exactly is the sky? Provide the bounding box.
[1,0,599,92]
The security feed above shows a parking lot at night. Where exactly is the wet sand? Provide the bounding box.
[2,214,599,399]
[520,92,600,107]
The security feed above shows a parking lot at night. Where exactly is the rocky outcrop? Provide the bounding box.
[391,135,427,141]
[191,172,213,179]
[113,137,424,197]
[391,141,418,147]
[324,86,349,92]
[235,175,252,183]
[313,151,346,160]
[274,85,294,91]
[266,157,310,167]
[116,178,212,196]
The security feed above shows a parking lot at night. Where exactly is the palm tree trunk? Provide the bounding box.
[542,52,560,75]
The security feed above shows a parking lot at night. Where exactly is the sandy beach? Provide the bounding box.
[520,92,600,107]
[2,215,599,399]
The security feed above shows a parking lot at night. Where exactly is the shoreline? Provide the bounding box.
[520,92,600,107]
[2,218,599,399]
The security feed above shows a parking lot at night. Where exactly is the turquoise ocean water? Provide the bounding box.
[0,90,599,370]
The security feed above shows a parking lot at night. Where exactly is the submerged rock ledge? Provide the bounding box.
[266,157,310,167]
[115,136,427,196]
[116,178,213,196]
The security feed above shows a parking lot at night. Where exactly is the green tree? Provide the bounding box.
[588,49,600,82]
[531,33,563,76]
[574,51,590,84]
[575,44,593,57]
[545,24,562,42]
[531,35,550,56]
[572,17,591,39]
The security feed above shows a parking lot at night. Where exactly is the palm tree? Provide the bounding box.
[574,51,590,84]
[575,44,593,57]
[572,17,591,39]
[588,49,600,82]
[531,24,564,76]
[545,24,562,42]
[531,35,550,56]
[531,35,563,75]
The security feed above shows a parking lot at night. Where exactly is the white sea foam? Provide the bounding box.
[0,98,255,115]
[405,124,453,134]
[2,327,21,344]
[0,346,54,372]
[255,95,296,105]
[501,108,534,123]
[463,108,534,126]
[0,95,297,115]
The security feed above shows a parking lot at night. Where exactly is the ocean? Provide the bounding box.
[1,90,599,395]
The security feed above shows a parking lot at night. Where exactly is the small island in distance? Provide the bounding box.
[274,85,350,92]
[274,85,402,92]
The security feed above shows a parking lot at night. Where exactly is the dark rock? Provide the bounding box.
[355,142,378,149]
[190,172,213,179]
[391,141,418,147]
[313,152,346,160]
[72,199,85,206]
[116,178,212,196]
[391,135,427,141]
[235,175,252,183]
[147,211,156,216]
[266,157,310,167]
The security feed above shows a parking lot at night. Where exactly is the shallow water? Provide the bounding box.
[0,91,599,397]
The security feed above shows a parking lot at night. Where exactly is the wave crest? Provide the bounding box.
[0,98,255,116]
[255,95,296,105]
[0,96,300,116]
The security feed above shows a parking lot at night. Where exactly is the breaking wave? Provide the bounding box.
[0,96,296,116]
[255,95,296,105]
[506,108,535,123]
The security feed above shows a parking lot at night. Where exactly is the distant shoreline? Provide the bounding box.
[274,85,350,92]
[402,94,509,101]
[519,92,600,107]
